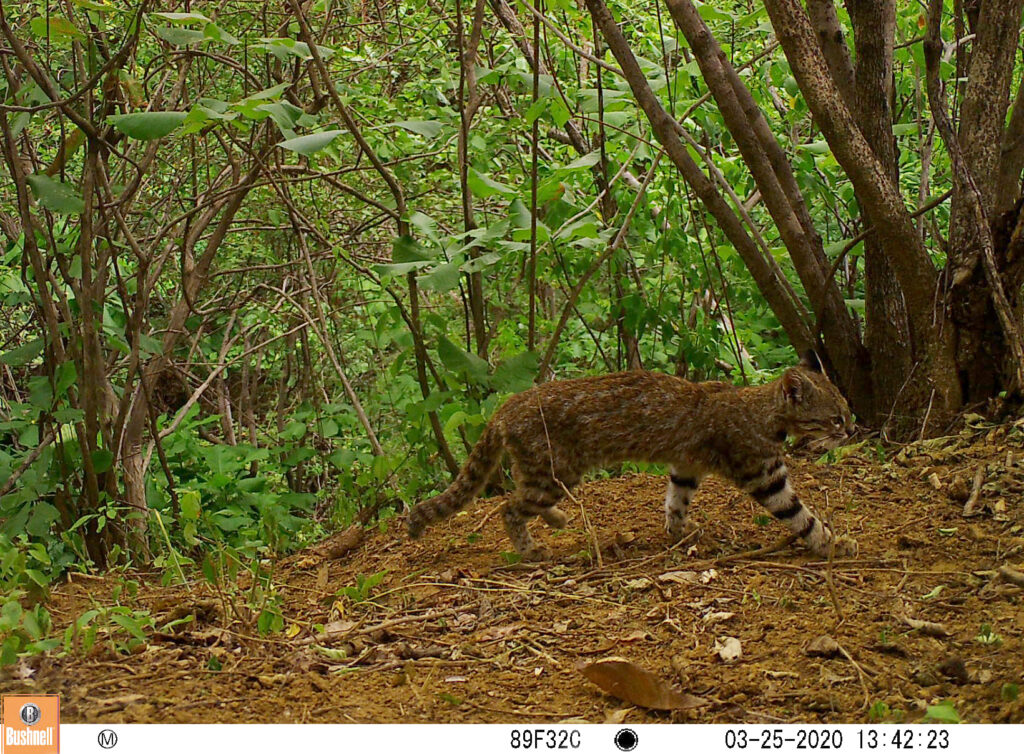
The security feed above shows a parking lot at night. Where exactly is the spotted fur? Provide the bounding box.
[408,352,857,561]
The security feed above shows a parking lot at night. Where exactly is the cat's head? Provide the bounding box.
[777,350,854,447]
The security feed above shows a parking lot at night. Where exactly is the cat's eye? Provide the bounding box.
[832,416,844,427]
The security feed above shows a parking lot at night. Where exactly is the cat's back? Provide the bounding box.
[495,370,731,424]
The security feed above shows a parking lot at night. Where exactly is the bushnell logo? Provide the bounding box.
[19,703,41,726]
[2,694,59,753]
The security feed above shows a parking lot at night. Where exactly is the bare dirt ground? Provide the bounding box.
[4,418,1024,723]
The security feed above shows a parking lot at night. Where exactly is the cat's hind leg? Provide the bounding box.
[502,491,564,561]
[502,463,573,561]
[665,466,701,543]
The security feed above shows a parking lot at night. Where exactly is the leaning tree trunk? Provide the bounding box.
[763,0,963,431]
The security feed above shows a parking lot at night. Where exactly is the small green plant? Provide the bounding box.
[0,600,58,665]
[499,551,523,565]
[871,441,888,462]
[976,623,1003,646]
[1001,683,1020,702]
[63,606,155,656]
[256,598,285,635]
[0,535,62,666]
[815,448,840,465]
[923,700,961,724]
[466,532,482,544]
[337,570,387,604]
[753,514,772,527]
[868,700,891,721]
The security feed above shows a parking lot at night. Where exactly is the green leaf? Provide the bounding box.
[180,490,201,521]
[26,503,60,537]
[697,2,735,22]
[923,700,961,724]
[72,0,114,11]
[392,235,433,263]
[419,262,461,292]
[319,418,339,438]
[460,249,505,274]
[28,378,53,410]
[0,339,43,366]
[203,23,239,45]
[150,11,212,24]
[277,130,344,156]
[91,448,114,474]
[549,97,570,127]
[524,97,548,125]
[467,168,516,199]
[491,351,538,392]
[509,198,532,229]
[438,337,489,383]
[252,38,334,63]
[55,361,77,396]
[109,613,149,641]
[328,448,356,470]
[1,602,22,624]
[560,151,602,171]
[26,175,84,214]
[391,120,443,138]
[29,16,85,42]
[797,140,831,155]
[152,25,205,45]
[107,111,187,140]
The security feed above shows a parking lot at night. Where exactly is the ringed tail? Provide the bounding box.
[407,424,503,539]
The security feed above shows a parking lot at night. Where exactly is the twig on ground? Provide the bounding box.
[471,501,505,533]
[898,613,950,637]
[705,533,800,568]
[834,639,873,709]
[300,609,457,646]
[962,465,986,517]
[826,539,846,623]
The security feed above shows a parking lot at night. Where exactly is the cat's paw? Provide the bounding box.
[666,519,696,544]
[540,506,568,529]
[831,535,858,558]
[521,545,552,562]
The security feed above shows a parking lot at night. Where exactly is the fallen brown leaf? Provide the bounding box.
[578,657,706,711]
[805,635,842,657]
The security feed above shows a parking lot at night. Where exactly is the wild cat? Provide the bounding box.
[408,352,857,561]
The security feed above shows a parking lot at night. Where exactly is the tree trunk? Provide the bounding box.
[945,0,1024,401]
[845,0,915,428]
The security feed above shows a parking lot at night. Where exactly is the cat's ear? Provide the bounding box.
[781,369,805,404]
[799,349,823,374]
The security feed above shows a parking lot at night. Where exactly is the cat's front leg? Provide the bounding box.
[665,466,701,543]
[741,458,857,558]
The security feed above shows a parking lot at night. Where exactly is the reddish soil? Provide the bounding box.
[3,419,1024,723]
